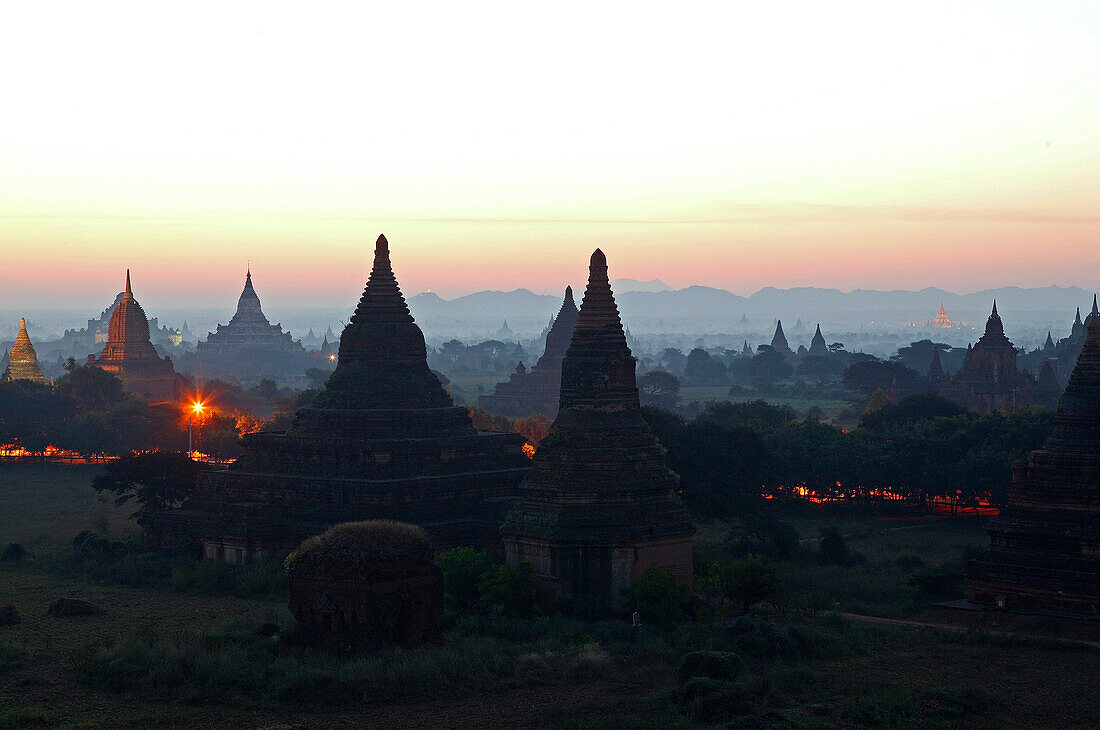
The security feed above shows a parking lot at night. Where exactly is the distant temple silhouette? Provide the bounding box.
[197,269,305,356]
[3,318,46,384]
[478,287,579,417]
[933,303,954,328]
[939,302,1036,414]
[86,271,186,401]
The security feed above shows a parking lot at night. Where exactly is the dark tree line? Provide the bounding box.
[643,397,1053,519]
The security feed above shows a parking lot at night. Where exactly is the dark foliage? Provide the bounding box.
[92,452,202,516]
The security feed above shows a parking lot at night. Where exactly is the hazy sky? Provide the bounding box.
[2,1,1098,309]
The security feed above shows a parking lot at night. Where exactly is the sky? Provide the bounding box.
[2,0,1098,309]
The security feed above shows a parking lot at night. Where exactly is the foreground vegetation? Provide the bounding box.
[3,463,1099,728]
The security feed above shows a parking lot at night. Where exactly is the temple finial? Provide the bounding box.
[564,286,574,305]
[376,234,389,253]
[125,269,132,297]
[1092,294,1098,316]
[991,300,998,317]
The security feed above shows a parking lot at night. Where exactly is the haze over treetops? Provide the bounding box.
[2,0,1097,309]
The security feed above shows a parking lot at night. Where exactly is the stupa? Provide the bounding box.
[478,287,579,417]
[197,269,305,355]
[968,313,1100,614]
[941,302,1034,414]
[3,318,47,384]
[770,320,793,357]
[807,324,830,357]
[86,272,186,401]
[144,235,530,563]
[502,250,694,612]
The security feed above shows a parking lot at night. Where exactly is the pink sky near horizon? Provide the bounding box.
[2,1,1098,309]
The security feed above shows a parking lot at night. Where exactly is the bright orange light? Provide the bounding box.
[328,354,336,361]
[192,402,205,414]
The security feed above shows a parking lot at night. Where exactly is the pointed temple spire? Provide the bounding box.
[124,269,132,299]
[3,317,46,383]
[301,233,457,421]
[983,300,1006,338]
[1087,294,1100,326]
[770,319,791,354]
[969,306,1100,614]
[1044,332,1056,351]
[503,249,694,612]
[808,324,829,357]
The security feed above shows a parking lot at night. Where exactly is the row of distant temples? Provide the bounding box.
[144,236,694,610]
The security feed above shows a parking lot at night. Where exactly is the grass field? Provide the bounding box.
[2,463,1099,728]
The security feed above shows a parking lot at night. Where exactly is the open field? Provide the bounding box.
[2,464,1098,728]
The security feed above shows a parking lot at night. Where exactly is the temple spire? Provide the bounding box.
[124,269,132,299]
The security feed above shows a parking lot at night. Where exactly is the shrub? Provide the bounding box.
[477,562,539,618]
[285,520,433,579]
[621,567,689,628]
[438,547,495,613]
[699,556,784,611]
[0,543,25,561]
[678,651,744,684]
[676,677,755,723]
[816,526,849,565]
[908,563,964,600]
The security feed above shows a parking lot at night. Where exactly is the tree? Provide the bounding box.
[477,562,539,617]
[658,348,687,373]
[92,452,201,516]
[699,555,784,610]
[56,359,125,412]
[683,349,728,385]
[750,348,793,387]
[638,370,680,410]
[438,547,495,612]
[513,413,551,448]
[843,360,923,397]
[621,566,689,627]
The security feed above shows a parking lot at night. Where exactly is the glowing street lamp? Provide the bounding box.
[328,354,336,362]
[188,401,205,458]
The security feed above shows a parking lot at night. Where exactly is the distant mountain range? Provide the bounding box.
[407,285,1097,333]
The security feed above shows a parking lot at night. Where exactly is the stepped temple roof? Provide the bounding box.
[197,269,304,355]
[143,234,530,562]
[3,318,46,383]
[502,249,694,611]
[968,313,1100,614]
[478,286,578,417]
[87,271,185,401]
[927,345,945,381]
[943,301,1034,414]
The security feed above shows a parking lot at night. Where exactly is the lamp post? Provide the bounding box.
[188,402,204,459]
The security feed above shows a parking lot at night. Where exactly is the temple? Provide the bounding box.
[86,272,187,401]
[144,235,530,563]
[769,319,793,357]
[940,302,1035,414]
[807,324,830,357]
[933,303,954,328]
[967,312,1100,615]
[477,287,579,417]
[502,249,694,612]
[197,270,305,356]
[3,318,47,384]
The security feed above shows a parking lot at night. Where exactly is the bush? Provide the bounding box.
[438,547,495,613]
[676,677,755,723]
[621,567,689,627]
[0,543,25,561]
[701,555,784,611]
[908,563,964,600]
[816,526,850,565]
[477,563,539,618]
[678,651,744,684]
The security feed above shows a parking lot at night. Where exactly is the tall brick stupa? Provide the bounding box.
[502,249,694,612]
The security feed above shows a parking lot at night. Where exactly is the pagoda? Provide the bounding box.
[86,272,186,401]
[770,319,793,357]
[3,318,46,384]
[197,269,305,356]
[144,235,530,563]
[807,324,830,357]
[968,313,1100,614]
[502,250,694,612]
[933,303,954,328]
[478,287,579,417]
[940,302,1034,414]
